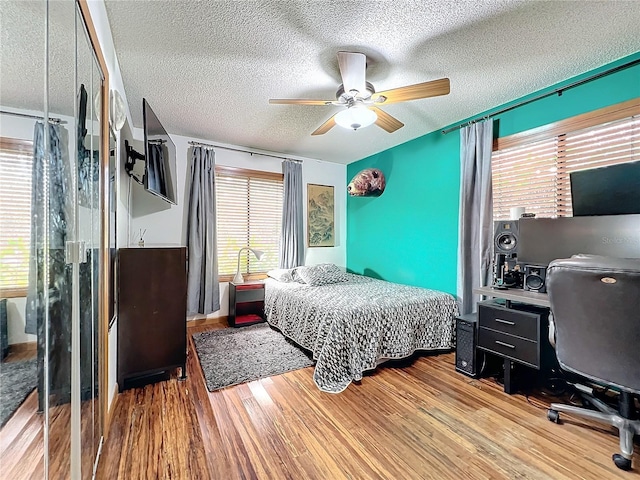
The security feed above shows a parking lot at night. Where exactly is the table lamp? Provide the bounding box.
[233,247,264,284]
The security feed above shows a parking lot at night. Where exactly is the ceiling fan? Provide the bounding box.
[269,51,450,136]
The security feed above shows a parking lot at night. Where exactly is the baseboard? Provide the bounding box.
[9,341,37,354]
[188,315,229,329]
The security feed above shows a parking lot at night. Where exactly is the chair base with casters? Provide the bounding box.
[547,389,640,471]
[545,255,640,472]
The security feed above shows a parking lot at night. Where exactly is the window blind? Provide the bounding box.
[492,137,559,220]
[0,138,33,297]
[558,115,640,216]
[215,166,283,278]
[492,105,640,220]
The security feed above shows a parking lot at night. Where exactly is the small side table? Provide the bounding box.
[229,281,265,327]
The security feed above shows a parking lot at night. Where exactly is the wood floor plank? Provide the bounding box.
[5,321,639,479]
[185,333,236,478]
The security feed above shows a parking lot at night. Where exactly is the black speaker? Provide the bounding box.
[524,265,547,293]
[455,313,479,378]
[494,220,519,256]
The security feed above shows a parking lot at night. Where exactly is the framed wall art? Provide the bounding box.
[307,184,335,247]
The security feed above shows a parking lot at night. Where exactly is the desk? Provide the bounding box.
[473,286,555,394]
[474,285,550,308]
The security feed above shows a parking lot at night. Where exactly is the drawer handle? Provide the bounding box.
[495,318,515,325]
[495,340,516,349]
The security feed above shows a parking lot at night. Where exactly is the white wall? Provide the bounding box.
[124,132,347,320]
[86,0,132,130]
[0,107,46,140]
[4,297,34,345]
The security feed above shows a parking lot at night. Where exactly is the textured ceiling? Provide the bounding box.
[102,0,640,165]
[1,1,104,120]
[9,0,638,165]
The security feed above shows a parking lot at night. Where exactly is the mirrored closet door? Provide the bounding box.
[0,1,109,478]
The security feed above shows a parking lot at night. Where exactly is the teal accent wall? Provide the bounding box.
[346,52,640,295]
[347,131,460,293]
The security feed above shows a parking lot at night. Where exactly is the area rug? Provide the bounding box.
[0,358,37,427]
[192,323,314,392]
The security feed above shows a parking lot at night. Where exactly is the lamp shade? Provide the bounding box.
[335,106,377,131]
[233,247,265,284]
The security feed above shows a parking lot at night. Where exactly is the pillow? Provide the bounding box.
[294,263,349,286]
[266,268,296,283]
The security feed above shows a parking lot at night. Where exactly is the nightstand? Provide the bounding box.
[229,281,265,327]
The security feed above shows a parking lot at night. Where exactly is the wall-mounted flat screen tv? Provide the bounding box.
[570,160,640,216]
[143,98,177,205]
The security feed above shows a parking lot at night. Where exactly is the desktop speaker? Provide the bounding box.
[524,265,547,293]
[455,313,479,378]
[494,220,519,256]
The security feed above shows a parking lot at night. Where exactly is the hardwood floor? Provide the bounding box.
[0,348,100,479]
[95,323,640,479]
[3,347,37,362]
[0,391,101,479]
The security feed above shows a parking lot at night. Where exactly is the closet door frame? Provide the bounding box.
[76,0,110,440]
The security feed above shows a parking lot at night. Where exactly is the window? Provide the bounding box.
[216,166,283,280]
[0,138,33,297]
[492,98,640,220]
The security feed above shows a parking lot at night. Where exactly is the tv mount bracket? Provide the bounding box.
[124,140,145,185]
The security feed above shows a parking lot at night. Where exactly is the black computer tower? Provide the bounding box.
[455,312,479,378]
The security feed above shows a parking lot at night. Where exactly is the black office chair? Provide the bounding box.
[546,255,640,470]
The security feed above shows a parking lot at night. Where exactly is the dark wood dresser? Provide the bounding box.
[117,247,187,390]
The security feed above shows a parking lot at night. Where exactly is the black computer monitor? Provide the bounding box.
[570,161,640,216]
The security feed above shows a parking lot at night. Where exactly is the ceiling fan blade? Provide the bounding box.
[372,78,450,104]
[337,51,366,95]
[269,98,334,106]
[311,115,337,136]
[370,107,404,133]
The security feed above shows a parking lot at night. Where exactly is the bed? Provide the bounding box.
[263,264,459,393]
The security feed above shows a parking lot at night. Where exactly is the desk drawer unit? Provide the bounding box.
[478,304,539,341]
[477,301,547,369]
[478,327,538,368]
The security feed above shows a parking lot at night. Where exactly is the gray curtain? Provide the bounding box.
[457,120,494,315]
[146,142,167,198]
[26,121,81,408]
[279,160,303,268]
[25,122,71,335]
[186,146,220,314]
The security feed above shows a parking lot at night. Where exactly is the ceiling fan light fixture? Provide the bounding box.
[335,106,377,131]
[269,52,449,136]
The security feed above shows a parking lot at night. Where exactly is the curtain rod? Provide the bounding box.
[0,109,64,124]
[188,140,301,162]
[442,56,640,135]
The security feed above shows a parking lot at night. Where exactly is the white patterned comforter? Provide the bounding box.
[264,274,458,393]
